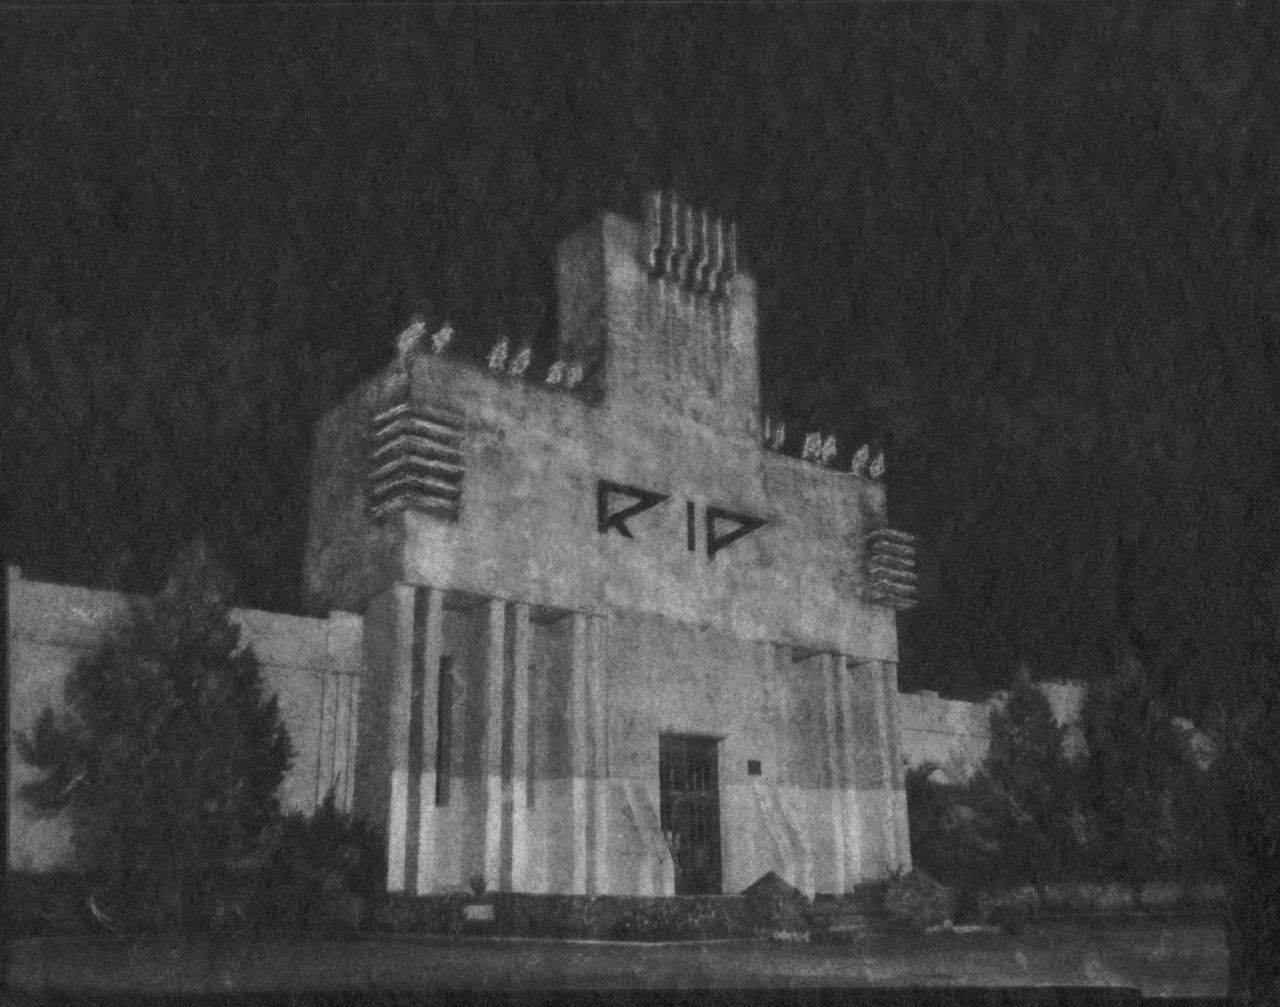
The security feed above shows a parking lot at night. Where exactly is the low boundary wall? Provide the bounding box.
[6,566,361,873]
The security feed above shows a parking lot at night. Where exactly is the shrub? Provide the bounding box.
[1077,659,1207,884]
[883,870,957,932]
[257,789,386,932]
[906,766,998,889]
[979,673,1088,884]
[908,675,1089,891]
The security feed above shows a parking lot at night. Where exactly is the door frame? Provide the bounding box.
[658,733,724,895]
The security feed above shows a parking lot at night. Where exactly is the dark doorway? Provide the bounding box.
[659,734,722,895]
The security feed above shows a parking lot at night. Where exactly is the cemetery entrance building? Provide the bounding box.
[303,193,919,898]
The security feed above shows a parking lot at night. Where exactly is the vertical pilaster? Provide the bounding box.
[315,659,335,810]
[835,655,862,885]
[870,659,898,874]
[480,598,507,888]
[344,656,362,815]
[505,602,531,891]
[568,612,590,894]
[881,661,912,872]
[381,584,416,893]
[587,612,610,894]
[820,653,846,894]
[413,587,444,895]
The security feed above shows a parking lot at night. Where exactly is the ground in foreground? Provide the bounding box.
[7,916,1224,999]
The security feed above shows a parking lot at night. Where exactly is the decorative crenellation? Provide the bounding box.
[367,401,466,522]
[760,417,892,483]
[642,191,736,299]
[762,416,786,452]
[431,322,454,354]
[385,310,598,400]
[508,346,532,377]
[395,319,427,370]
[864,528,920,610]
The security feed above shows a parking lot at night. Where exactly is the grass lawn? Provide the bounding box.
[7,916,1225,999]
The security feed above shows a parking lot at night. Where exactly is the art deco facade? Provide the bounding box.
[303,195,918,897]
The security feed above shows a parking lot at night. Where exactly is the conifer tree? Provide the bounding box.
[1076,658,1196,884]
[968,671,1084,884]
[19,541,294,931]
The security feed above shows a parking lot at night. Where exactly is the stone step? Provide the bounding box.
[808,916,893,944]
[805,885,891,942]
[809,885,888,920]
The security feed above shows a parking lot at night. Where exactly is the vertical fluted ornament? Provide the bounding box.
[681,204,697,287]
[722,221,738,299]
[644,191,662,275]
[707,217,724,295]
[664,193,681,277]
[669,196,688,283]
[691,209,710,292]
[641,192,736,301]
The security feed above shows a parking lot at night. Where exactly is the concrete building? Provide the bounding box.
[303,194,921,898]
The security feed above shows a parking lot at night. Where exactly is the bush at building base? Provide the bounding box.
[883,870,957,932]
[907,665,1225,906]
[257,789,386,933]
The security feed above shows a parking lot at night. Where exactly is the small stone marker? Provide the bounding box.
[462,903,495,923]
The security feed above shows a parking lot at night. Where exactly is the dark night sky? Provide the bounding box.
[4,3,1279,710]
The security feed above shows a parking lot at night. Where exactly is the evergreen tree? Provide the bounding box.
[909,672,1086,889]
[1216,659,1280,1003]
[969,671,1084,884]
[1076,658,1197,884]
[19,541,294,931]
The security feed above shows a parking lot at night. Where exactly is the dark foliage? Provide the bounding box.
[1216,669,1280,1003]
[1077,659,1215,884]
[909,668,1227,897]
[907,675,1088,890]
[979,675,1088,883]
[883,870,957,932]
[17,542,294,932]
[255,789,386,933]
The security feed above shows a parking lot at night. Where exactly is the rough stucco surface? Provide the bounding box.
[304,214,898,662]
